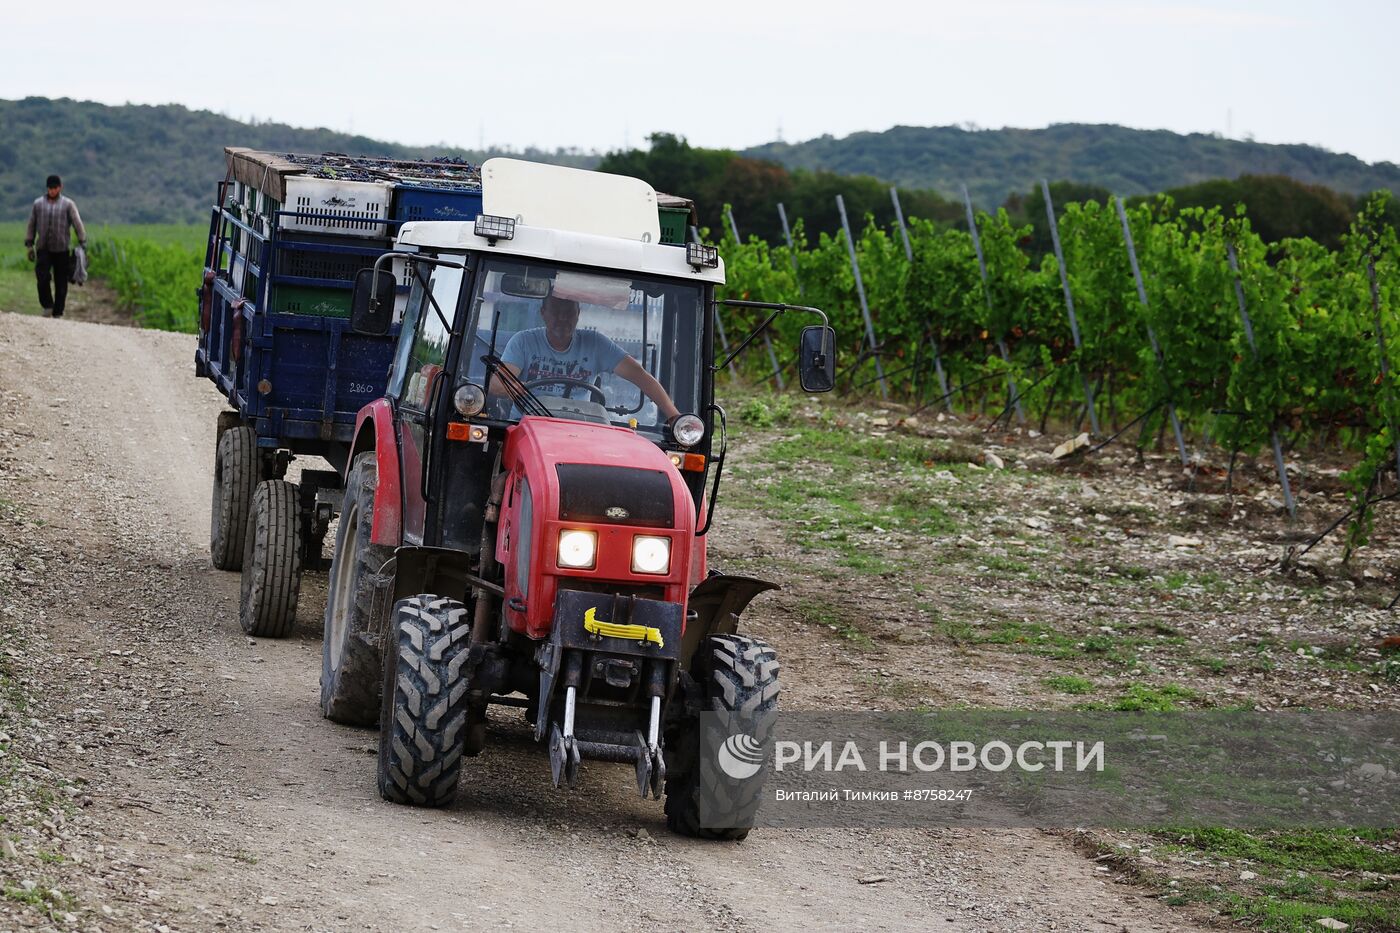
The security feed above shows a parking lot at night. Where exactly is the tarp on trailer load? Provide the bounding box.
[224,148,307,203]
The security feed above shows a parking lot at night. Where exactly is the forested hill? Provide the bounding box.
[5,97,1398,232]
[745,124,1400,209]
[0,97,598,224]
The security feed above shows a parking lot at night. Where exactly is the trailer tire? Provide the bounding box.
[210,425,257,571]
[239,479,303,638]
[321,454,393,726]
[377,596,472,808]
[664,634,780,841]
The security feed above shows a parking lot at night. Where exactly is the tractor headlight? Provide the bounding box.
[670,413,705,448]
[453,383,486,417]
[631,535,671,575]
[557,529,597,569]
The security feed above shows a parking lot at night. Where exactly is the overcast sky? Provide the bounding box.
[3,0,1396,165]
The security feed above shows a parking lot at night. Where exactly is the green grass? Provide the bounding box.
[795,598,873,648]
[0,220,204,328]
[935,615,1184,672]
[726,422,973,578]
[0,222,37,312]
[1158,827,1400,874]
[981,554,1032,575]
[1108,682,1196,711]
[1044,674,1097,695]
[735,394,795,428]
[1,873,76,919]
[1150,828,1400,932]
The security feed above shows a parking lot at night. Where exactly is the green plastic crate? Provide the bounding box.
[658,206,688,245]
[269,285,352,318]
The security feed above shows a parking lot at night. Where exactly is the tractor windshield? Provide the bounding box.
[460,257,706,437]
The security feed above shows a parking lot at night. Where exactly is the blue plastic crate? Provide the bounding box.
[392,186,484,223]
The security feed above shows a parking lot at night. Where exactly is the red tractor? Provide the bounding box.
[321,159,834,838]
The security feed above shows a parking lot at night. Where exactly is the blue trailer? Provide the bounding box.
[196,149,485,637]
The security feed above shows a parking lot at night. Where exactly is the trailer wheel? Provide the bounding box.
[210,425,257,571]
[321,454,393,726]
[239,479,303,638]
[377,596,472,808]
[664,634,780,841]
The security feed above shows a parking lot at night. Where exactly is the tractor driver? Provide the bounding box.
[496,292,680,421]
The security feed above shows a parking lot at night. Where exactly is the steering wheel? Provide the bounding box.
[523,377,607,405]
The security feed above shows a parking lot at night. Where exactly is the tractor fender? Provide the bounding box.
[680,574,779,675]
[390,545,475,609]
[351,400,402,547]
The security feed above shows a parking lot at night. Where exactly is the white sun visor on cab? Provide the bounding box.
[552,271,632,310]
[482,158,662,245]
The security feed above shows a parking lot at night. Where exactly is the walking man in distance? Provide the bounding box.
[24,174,86,319]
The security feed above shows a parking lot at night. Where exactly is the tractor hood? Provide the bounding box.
[496,417,698,639]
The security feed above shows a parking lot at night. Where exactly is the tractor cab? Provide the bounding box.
[323,159,833,838]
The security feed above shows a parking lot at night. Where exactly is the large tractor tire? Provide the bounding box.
[665,634,781,841]
[321,454,393,726]
[210,424,257,571]
[377,596,472,808]
[239,479,303,638]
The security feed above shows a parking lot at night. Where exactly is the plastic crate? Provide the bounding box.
[658,206,688,245]
[278,177,392,238]
[269,260,410,320]
[392,186,483,223]
[269,285,353,318]
[277,244,381,283]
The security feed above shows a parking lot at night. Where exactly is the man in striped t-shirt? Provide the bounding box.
[24,174,86,318]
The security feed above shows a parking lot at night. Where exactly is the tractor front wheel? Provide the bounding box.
[664,634,781,841]
[377,596,473,807]
[321,454,393,726]
[239,479,303,638]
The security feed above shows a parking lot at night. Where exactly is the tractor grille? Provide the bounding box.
[555,464,674,528]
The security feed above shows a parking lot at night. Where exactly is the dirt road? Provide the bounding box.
[0,311,1207,931]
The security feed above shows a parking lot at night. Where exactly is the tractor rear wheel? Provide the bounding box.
[321,454,393,726]
[210,424,257,571]
[377,596,473,807]
[239,479,303,638]
[664,634,781,841]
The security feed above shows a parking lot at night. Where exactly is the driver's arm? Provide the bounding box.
[487,331,527,399]
[614,355,680,421]
[486,360,523,398]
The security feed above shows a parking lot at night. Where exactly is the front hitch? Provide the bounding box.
[537,589,684,796]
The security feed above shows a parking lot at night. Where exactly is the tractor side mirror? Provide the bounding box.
[798,325,836,393]
[351,268,397,336]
